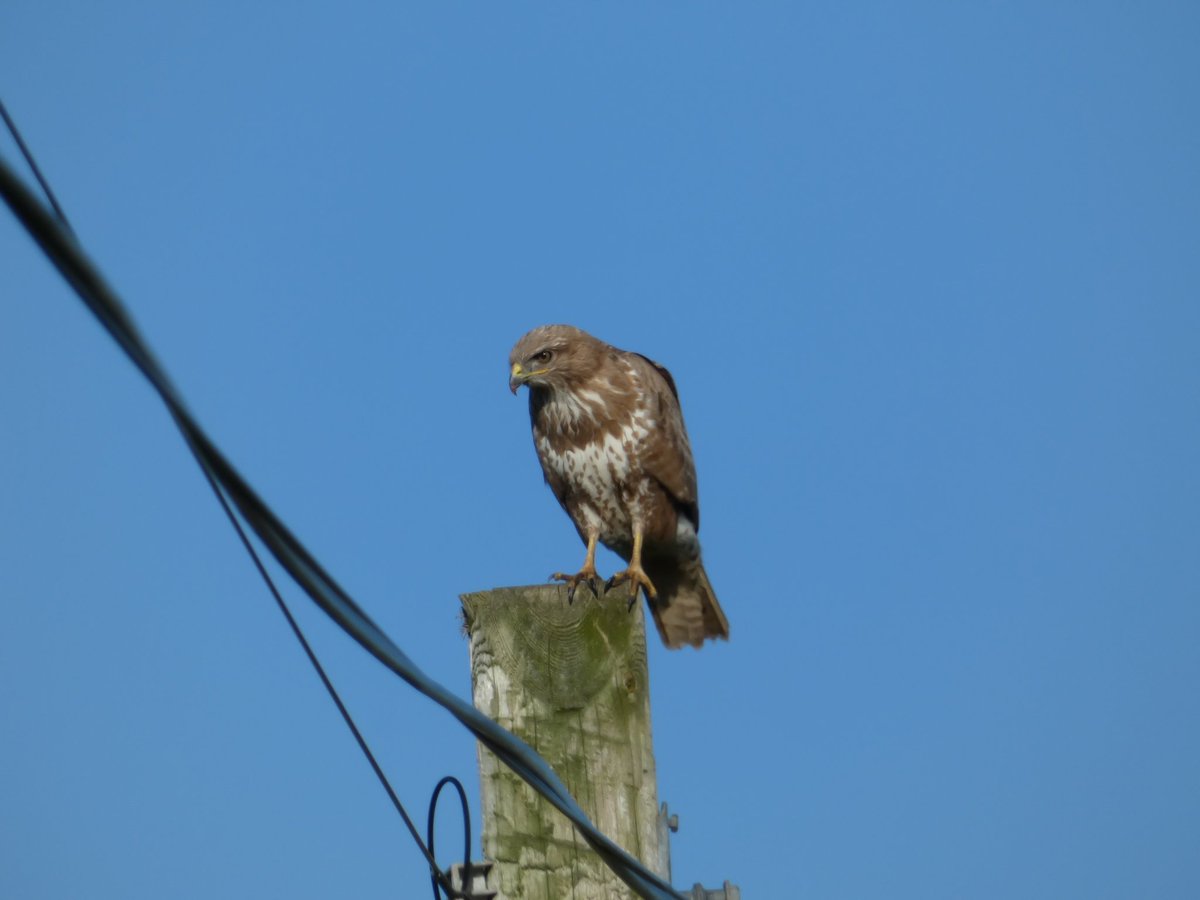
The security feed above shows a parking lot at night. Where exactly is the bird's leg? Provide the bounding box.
[551,532,602,604]
[605,528,657,611]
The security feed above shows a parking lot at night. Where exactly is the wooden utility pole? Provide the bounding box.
[460,583,666,900]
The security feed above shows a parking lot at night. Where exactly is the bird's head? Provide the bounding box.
[508,324,603,395]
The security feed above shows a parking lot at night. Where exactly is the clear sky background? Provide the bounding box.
[2,3,1198,898]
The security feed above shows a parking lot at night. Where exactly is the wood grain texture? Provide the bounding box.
[461,583,665,900]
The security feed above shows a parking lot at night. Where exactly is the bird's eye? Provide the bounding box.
[532,350,553,364]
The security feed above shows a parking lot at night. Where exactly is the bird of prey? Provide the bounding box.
[508,324,729,649]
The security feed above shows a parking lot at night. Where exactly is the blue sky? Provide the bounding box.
[2,3,1198,898]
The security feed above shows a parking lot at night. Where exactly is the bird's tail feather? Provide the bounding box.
[644,557,729,650]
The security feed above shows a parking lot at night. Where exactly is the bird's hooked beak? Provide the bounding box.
[509,362,548,394]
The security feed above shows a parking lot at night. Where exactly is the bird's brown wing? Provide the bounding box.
[628,352,700,530]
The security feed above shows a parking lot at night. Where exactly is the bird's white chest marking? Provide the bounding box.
[536,385,657,538]
[538,430,629,532]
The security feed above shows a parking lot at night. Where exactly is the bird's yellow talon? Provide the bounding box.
[552,565,602,604]
[606,565,657,603]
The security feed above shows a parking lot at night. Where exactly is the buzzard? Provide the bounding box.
[508,324,729,649]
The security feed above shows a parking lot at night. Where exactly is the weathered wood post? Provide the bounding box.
[460,583,666,899]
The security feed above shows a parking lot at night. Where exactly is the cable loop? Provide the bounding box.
[427,776,472,900]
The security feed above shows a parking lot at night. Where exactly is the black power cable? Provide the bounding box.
[0,98,73,235]
[0,99,467,900]
[0,111,682,899]
[198,468,466,899]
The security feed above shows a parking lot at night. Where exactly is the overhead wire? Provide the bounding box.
[0,115,683,900]
[0,99,466,900]
[0,98,74,235]
[196,467,465,898]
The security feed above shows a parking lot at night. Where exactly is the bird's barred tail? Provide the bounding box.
[645,557,730,650]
